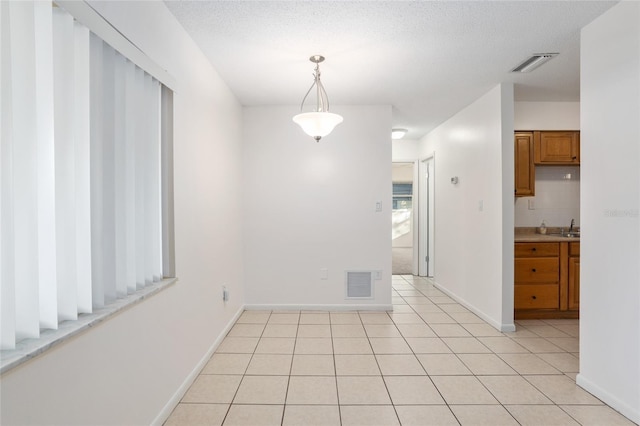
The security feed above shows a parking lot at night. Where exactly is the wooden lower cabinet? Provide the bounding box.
[568,242,580,311]
[515,241,579,319]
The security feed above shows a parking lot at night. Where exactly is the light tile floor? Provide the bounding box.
[165,275,636,426]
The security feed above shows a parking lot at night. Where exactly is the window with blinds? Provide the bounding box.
[0,2,174,353]
[392,183,413,210]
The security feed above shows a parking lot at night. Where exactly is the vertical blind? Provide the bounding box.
[0,2,164,350]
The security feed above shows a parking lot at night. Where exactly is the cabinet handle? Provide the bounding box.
[532,248,537,252]
[532,295,537,300]
[532,268,536,272]
[572,156,577,160]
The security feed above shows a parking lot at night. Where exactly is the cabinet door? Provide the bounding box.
[515,132,535,196]
[534,131,580,164]
[568,257,580,310]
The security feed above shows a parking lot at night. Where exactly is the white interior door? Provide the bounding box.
[419,156,435,277]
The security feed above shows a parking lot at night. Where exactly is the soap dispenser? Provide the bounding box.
[539,220,547,235]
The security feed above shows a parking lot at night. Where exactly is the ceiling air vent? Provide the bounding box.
[345,271,374,299]
[511,53,558,73]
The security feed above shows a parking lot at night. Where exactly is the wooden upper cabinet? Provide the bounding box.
[534,131,580,164]
[515,132,535,196]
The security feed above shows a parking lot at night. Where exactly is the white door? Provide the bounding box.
[419,157,435,276]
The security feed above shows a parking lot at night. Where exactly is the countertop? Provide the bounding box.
[515,227,580,243]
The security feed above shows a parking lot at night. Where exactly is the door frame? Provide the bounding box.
[419,154,435,277]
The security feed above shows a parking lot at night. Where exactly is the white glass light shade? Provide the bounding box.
[293,112,343,141]
[391,128,408,140]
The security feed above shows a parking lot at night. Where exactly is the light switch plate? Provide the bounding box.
[320,268,328,280]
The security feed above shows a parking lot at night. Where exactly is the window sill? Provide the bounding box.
[0,277,178,374]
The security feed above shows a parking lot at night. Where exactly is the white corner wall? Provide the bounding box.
[243,106,392,309]
[578,2,640,423]
[0,2,245,425]
[418,84,515,331]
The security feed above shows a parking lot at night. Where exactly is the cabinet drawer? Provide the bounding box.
[570,242,580,256]
[515,258,559,283]
[515,284,559,309]
[515,243,559,257]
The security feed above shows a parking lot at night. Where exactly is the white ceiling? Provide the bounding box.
[164,1,616,139]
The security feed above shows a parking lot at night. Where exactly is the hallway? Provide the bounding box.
[165,276,633,426]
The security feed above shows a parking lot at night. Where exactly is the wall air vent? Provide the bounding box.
[345,271,374,299]
[511,53,558,73]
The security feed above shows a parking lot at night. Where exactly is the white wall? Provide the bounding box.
[392,163,414,182]
[0,2,245,425]
[418,84,515,331]
[514,102,581,228]
[392,138,419,161]
[243,106,392,308]
[514,166,580,228]
[578,2,640,423]
[514,101,580,130]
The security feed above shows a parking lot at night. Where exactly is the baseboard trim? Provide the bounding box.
[244,304,393,312]
[432,281,516,332]
[576,373,640,424]
[151,305,245,426]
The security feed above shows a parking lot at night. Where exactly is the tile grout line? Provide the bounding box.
[167,276,620,426]
[222,310,274,425]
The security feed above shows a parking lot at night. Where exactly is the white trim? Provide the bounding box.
[151,305,245,426]
[576,373,640,425]
[244,304,393,312]
[55,1,176,90]
[432,280,516,332]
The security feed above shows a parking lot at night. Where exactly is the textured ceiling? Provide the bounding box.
[164,1,616,139]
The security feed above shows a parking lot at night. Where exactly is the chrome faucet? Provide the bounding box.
[569,219,575,234]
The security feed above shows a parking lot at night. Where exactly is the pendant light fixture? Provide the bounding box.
[292,55,343,142]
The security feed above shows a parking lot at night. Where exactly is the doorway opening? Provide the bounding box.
[392,162,416,275]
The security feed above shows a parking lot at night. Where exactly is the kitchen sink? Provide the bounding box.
[548,232,580,238]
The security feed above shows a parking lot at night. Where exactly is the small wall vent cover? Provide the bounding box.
[345,271,374,299]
